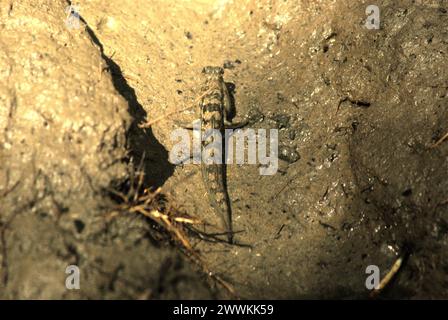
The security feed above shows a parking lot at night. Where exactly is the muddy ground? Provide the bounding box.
[0,0,447,299]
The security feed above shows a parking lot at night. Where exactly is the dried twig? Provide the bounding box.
[128,200,237,297]
[370,253,406,298]
[430,131,448,148]
[138,91,211,128]
[139,104,193,128]
[107,164,238,298]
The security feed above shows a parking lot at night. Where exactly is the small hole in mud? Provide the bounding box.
[402,189,412,197]
[74,219,85,233]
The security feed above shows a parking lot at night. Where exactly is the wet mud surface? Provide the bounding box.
[0,0,447,299]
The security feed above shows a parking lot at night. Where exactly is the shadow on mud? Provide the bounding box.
[80,15,175,190]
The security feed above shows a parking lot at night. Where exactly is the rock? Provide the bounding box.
[279,146,300,163]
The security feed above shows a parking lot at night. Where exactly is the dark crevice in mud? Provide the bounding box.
[337,97,372,111]
[73,6,174,191]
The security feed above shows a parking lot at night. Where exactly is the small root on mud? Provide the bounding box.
[430,131,448,148]
[138,91,213,128]
[106,161,238,298]
[370,251,408,299]
[138,104,194,128]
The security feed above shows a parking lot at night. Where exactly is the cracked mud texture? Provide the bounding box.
[0,0,447,299]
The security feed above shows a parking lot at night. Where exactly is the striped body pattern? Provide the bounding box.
[200,66,233,243]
